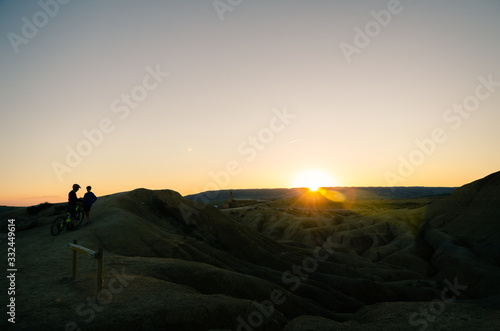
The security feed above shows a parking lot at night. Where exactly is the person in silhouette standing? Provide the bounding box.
[83,186,97,224]
[67,184,81,230]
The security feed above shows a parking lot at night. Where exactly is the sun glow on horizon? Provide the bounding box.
[291,169,338,191]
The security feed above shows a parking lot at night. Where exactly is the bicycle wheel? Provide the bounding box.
[74,207,84,227]
[51,216,66,236]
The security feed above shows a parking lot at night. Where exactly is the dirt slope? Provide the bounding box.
[1,174,500,330]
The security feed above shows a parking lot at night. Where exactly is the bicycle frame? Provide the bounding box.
[65,204,82,223]
[51,202,84,236]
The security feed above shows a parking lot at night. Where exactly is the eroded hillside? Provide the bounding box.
[1,175,500,330]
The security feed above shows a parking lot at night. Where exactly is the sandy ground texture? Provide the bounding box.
[1,172,500,330]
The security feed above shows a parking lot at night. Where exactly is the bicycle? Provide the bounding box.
[51,203,84,236]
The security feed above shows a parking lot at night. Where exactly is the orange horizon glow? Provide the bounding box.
[1,169,494,207]
[2,3,499,209]
[291,169,339,192]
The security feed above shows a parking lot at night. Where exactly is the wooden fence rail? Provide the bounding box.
[67,239,103,296]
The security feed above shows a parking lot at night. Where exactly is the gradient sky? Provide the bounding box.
[1,0,499,206]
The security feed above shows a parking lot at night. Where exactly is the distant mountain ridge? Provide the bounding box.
[185,186,457,204]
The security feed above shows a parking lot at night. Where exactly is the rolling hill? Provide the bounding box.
[1,175,499,330]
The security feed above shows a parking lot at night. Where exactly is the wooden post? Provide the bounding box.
[71,239,78,280]
[67,242,103,295]
[96,248,104,296]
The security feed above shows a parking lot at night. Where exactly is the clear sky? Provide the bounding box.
[1,0,499,206]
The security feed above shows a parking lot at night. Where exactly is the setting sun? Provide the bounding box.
[291,169,338,191]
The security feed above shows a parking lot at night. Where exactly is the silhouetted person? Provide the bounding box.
[83,186,97,224]
[68,184,81,229]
